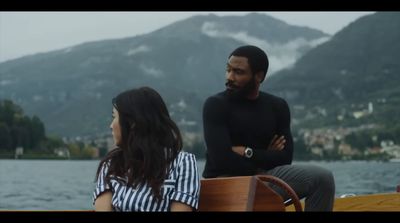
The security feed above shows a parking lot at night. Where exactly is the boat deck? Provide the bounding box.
[286,193,400,211]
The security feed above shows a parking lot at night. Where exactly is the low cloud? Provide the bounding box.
[201,21,330,75]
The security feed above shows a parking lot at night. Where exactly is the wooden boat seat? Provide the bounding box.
[198,175,302,211]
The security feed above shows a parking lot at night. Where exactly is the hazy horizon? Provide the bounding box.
[0,11,374,63]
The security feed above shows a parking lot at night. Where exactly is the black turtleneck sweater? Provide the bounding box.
[202,91,293,178]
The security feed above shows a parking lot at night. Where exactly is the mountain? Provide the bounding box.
[266,12,400,130]
[0,13,329,136]
[0,13,328,137]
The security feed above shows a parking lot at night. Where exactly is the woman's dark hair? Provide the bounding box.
[95,86,182,201]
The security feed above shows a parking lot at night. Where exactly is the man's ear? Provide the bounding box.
[255,71,264,83]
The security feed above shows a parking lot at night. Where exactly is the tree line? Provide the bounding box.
[0,99,45,151]
[0,99,66,154]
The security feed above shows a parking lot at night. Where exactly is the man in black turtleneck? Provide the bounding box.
[202,45,335,211]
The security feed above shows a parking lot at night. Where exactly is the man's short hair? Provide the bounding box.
[229,45,269,82]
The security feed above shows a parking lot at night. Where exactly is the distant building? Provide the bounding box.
[368,102,373,114]
[381,141,400,159]
[15,147,24,159]
[54,147,70,159]
[365,147,382,155]
[352,111,366,119]
[338,143,353,156]
[93,147,100,159]
[310,147,323,157]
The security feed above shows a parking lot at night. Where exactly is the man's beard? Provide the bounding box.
[225,77,257,100]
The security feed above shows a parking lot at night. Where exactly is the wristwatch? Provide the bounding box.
[244,147,253,158]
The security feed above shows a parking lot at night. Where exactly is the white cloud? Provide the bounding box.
[126,45,150,56]
[201,22,330,75]
[63,47,73,53]
[139,64,164,78]
[0,80,14,86]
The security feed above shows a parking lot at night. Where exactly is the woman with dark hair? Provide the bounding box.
[93,86,200,211]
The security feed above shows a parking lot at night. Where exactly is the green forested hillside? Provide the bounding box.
[0,13,327,137]
[267,12,400,133]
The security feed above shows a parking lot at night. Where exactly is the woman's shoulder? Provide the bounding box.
[169,151,197,171]
[176,151,196,164]
[99,158,112,170]
[177,151,197,161]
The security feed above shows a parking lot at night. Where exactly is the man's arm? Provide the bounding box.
[203,96,256,176]
[231,135,286,155]
[250,99,294,170]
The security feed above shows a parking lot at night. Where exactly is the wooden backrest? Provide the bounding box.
[198,176,285,211]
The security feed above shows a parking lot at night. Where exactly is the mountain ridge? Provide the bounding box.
[0,13,331,137]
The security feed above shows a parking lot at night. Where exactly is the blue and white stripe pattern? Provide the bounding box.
[93,151,200,211]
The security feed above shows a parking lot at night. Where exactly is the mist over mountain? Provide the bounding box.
[266,12,400,130]
[0,13,329,137]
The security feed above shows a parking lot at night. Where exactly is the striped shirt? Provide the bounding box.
[93,151,200,211]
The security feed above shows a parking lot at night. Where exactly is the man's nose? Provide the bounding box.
[226,71,234,81]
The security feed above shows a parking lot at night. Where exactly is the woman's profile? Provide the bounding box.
[93,86,200,211]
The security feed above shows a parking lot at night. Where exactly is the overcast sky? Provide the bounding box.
[0,11,374,63]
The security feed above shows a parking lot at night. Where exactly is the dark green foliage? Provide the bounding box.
[0,122,12,150]
[0,99,45,150]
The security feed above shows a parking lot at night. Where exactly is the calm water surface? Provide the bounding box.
[0,159,399,210]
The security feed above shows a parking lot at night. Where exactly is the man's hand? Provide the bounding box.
[268,135,286,151]
[232,146,245,156]
[231,135,286,156]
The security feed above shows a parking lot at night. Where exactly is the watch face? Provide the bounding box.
[245,148,253,158]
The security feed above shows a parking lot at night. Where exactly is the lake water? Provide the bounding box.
[0,159,399,210]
